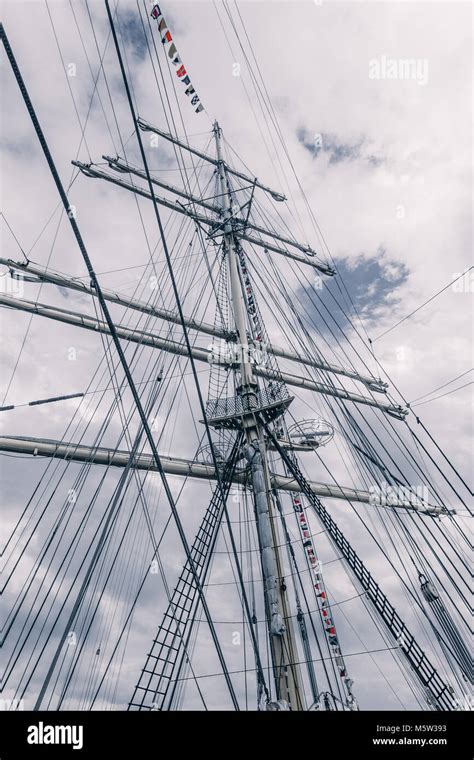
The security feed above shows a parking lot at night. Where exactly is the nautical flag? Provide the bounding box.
[150,4,205,114]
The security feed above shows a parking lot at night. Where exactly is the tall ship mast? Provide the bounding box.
[0,1,471,713]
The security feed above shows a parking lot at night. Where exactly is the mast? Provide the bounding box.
[1,5,468,714]
[213,120,303,710]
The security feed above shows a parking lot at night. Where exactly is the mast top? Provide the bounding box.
[138,117,287,202]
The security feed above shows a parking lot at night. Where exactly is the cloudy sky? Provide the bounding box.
[0,0,471,712]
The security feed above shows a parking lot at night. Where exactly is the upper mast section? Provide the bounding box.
[213,119,255,391]
[138,117,287,202]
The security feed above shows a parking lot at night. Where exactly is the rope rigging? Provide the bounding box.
[1,0,470,714]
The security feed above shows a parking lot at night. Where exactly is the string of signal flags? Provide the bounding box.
[150,3,205,115]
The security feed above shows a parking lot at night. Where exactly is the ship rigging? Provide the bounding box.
[0,1,471,713]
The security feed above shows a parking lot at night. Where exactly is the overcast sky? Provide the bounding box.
[1,0,471,712]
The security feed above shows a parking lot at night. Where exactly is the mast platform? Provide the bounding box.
[204,385,293,430]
